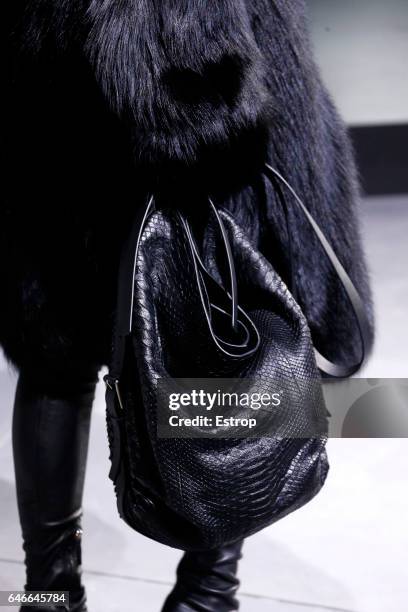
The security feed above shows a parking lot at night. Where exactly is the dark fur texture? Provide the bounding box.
[2,0,373,381]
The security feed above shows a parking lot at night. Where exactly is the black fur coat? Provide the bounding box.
[2,0,373,381]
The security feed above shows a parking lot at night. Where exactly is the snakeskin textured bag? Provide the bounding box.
[104,165,371,550]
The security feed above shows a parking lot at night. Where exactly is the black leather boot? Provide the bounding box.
[162,541,243,612]
[12,368,99,612]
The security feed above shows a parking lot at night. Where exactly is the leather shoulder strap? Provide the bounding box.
[264,164,372,377]
[104,196,154,390]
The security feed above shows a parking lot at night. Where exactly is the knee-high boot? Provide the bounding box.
[12,368,99,612]
[162,541,244,612]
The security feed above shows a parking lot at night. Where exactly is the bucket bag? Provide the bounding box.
[104,164,371,550]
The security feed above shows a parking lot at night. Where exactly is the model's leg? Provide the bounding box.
[162,541,244,612]
[12,366,99,612]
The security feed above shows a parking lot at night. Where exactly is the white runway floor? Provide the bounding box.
[1,195,407,612]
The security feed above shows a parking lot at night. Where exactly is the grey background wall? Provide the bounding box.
[309,0,408,126]
[309,0,408,194]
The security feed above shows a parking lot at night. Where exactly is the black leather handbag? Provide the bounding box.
[104,165,371,550]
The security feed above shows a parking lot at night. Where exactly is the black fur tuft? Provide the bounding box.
[84,1,268,163]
